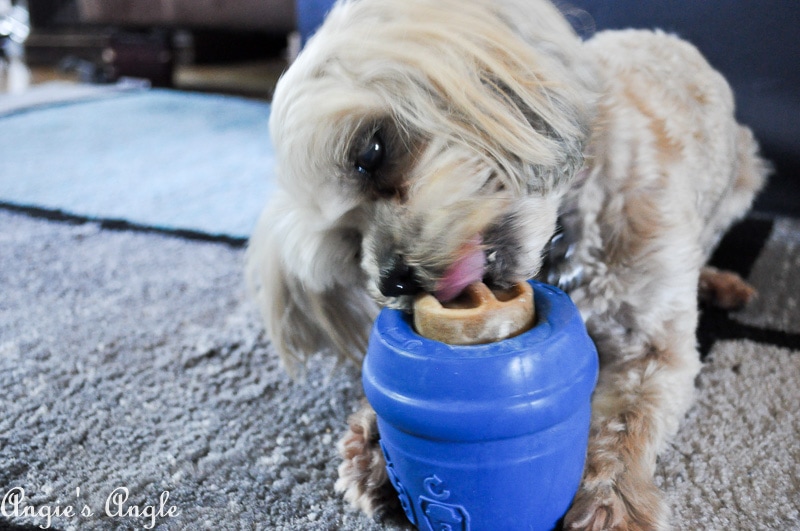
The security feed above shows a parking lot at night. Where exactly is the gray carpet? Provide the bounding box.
[1,208,799,530]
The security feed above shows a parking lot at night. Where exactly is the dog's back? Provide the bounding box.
[583,29,767,261]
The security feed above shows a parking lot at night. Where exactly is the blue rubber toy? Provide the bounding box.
[362,280,599,531]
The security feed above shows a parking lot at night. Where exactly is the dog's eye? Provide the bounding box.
[355,132,385,176]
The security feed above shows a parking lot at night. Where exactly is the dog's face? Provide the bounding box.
[249,0,598,368]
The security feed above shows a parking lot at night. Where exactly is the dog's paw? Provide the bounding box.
[334,403,398,517]
[564,481,668,531]
[699,266,757,310]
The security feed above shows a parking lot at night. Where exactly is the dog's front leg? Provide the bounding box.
[564,332,702,531]
[335,401,398,517]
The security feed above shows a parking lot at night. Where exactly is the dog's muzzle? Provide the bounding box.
[379,254,423,297]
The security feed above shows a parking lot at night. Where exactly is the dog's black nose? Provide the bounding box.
[379,255,423,297]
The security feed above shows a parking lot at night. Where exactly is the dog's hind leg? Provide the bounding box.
[699,265,757,310]
[696,125,768,311]
[699,125,769,258]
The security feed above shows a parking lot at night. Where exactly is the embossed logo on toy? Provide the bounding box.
[418,475,470,531]
[380,441,416,526]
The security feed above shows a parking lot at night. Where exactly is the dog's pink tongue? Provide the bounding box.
[434,237,486,302]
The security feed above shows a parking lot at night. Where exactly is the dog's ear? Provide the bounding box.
[362,0,598,195]
[246,192,377,377]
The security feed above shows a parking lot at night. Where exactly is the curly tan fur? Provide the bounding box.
[246,1,768,529]
[334,402,399,517]
[699,266,757,310]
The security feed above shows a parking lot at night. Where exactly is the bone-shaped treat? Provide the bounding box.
[413,281,536,345]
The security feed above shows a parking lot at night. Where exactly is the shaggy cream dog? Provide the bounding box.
[247,0,768,528]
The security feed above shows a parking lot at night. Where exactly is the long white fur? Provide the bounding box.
[246,1,768,528]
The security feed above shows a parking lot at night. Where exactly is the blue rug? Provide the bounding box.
[0,85,275,239]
